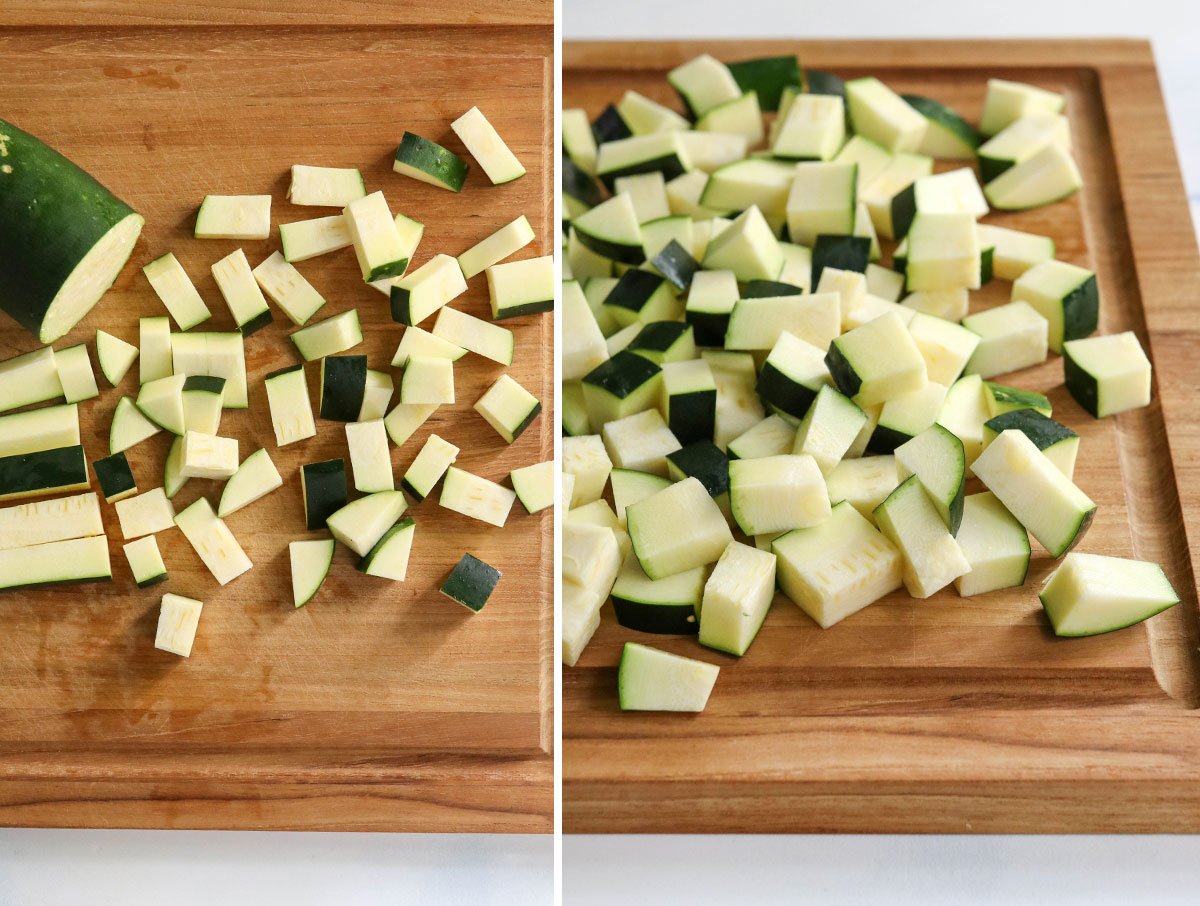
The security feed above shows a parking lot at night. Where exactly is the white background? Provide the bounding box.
[564,1,1200,903]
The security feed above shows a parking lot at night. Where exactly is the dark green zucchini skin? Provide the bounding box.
[302,459,347,530]
[0,118,142,341]
[319,355,367,422]
[440,553,501,612]
[0,444,89,501]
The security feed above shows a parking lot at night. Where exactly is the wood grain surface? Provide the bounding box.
[0,23,553,832]
[564,39,1200,834]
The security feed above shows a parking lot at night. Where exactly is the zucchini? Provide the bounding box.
[95,330,139,386]
[53,344,97,404]
[0,490,102,551]
[701,206,783,282]
[360,518,417,581]
[979,78,1065,137]
[486,255,554,319]
[345,419,393,494]
[611,552,705,635]
[772,94,845,161]
[474,374,541,443]
[451,106,525,185]
[793,384,867,475]
[785,161,856,247]
[319,355,368,422]
[178,431,239,480]
[668,54,742,119]
[510,461,554,514]
[181,375,226,435]
[123,534,167,588]
[290,309,363,361]
[393,132,469,192]
[684,269,738,346]
[438,467,516,528]
[894,424,967,534]
[983,382,1052,419]
[287,164,365,207]
[301,458,347,530]
[195,194,271,240]
[907,311,980,386]
[562,281,609,382]
[563,108,599,174]
[458,215,535,279]
[701,159,795,217]
[602,408,681,477]
[610,469,670,527]
[962,301,1048,379]
[834,135,891,193]
[0,347,63,413]
[666,442,728,502]
[1040,553,1178,637]
[401,433,459,502]
[592,103,633,144]
[581,350,662,431]
[263,365,316,447]
[564,156,603,218]
[977,113,1070,182]
[400,355,455,405]
[431,306,514,366]
[440,553,502,612]
[602,270,680,329]
[114,486,176,540]
[729,453,830,536]
[698,540,777,656]
[170,331,247,408]
[891,167,988,242]
[0,534,111,592]
[873,475,970,598]
[826,311,927,408]
[727,415,795,461]
[390,254,468,326]
[218,448,283,517]
[905,212,981,291]
[135,373,186,435]
[756,331,829,420]
[902,94,981,160]
[290,538,335,607]
[661,360,716,446]
[616,90,690,136]
[571,193,645,264]
[628,321,694,365]
[360,367,394,420]
[975,223,1055,281]
[164,436,189,499]
[618,642,719,712]
[954,491,1030,597]
[0,118,144,343]
[391,325,466,369]
[0,403,80,458]
[845,77,927,152]
[811,234,870,287]
[154,593,203,657]
[1011,259,1098,354]
[110,396,161,454]
[696,92,764,146]
[1063,331,1152,418]
[252,250,325,326]
[175,496,251,585]
[937,373,990,465]
[345,191,418,281]
[93,451,138,503]
[649,240,699,293]
[383,402,438,448]
[982,410,1078,477]
[825,455,899,520]
[861,152,933,239]
[142,252,211,331]
[870,380,948,454]
[563,577,604,667]
[628,477,732,580]
[279,214,353,263]
[326,491,407,557]
[985,142,1081,210]
[726,292,839,352]
[727,55,802,112]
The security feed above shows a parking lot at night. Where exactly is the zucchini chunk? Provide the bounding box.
[252,251,325,326]
[615,90,690,136]
[345,191,418,281]
[571,193,645,264]
[287,164,365,207]
[123,535,167,588]
[684,269,739,346]
[785,161,857,247]
[142,252,211,331]
[263,365,316,447]
[290,309,363,361]
[0,534,111,593]
[0,347,63,414]
[793,384,867,475]
[936,374,990,465]
[954,491,1030,597]
[726,55,802,112]
[279,214,353,263]
[360,518,416,581]
[867,262,906,302]
[618,642,719,712]
[846,77,928,152]
[115,487,176,540]
[110,397,162,454]
[628,321,695,365]
[701,206,783,282]
[827,311,927,408]
[891,167,988,242]
[0,403,80,459]
[564,518,623,589]
[451,106,525,185]
[772,94,845,161]
[962,301,1049,379]
[627,477,733,580]
[726,292,840,352]
[393,132,469,192]
[0,491,102,551]
[902,94,981,160]
[431,307,514,366]
[983,383,1052,419]
[390,254,468,326]
[1062,331,1152,418]
[155,593,203,657]
[289,538,335,607]
[756,331,830,420]
[475,374,541,444]
[383,402,439,448]
[977,113,1070,182]
[135,373,186,435]
[401,433,459,502]
[870,380,948,454]
[326,491,408,557]
[163,435,189,499]
[562,281,608,383]
[300,459,347,530]
[563,435,612,508]
[361,367,397,420]
[907,312,979,386]
[602,271,680,329]
[96,330,139,386]
[730,453,830,536]
[706,348,767,449]
[93,451,138,503]
[391,325,466,369]
[195,194,271,240]
[904,212,980,292]
[611,552,705,635]
[458,215,536,279]
[811,235,870,287]
[661,359,716,446]
[53,344,98,404]
[665,442,729,502]
[668,54,742,119]
[602,409,682,477]
[699,541,777,655]
[179,430,238,480]
[581,351,662,433]
[728,415,796,461]
[510,461,554,515]
[563,108,599,174]
[319,355,368,422]
[874,475,970,598]
[563,579,603,667]
[400,355,454,405]
[439,467,516,528]
[970,428,1095,557]
[696,92,764,146]
[1040,553,1178,637]
[1011,259,1098,354]
[861,152,934,240]
[175,498,251,586]
[0,118,144,343]
[440,553,502,612]
[825,455,899,520]
[181,375,226,436]
[979,78,1066,137]
[487,256,555,319]
[610,469,670,527]
[976,223,1055,281]
[218,448,283,517]
[834,135,891,193]
[894,424,967,534]
[170,332,247,408]
[984,142,1081,210]
[345,419,393,494]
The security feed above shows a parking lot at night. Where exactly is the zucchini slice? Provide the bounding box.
[319,355,368,422]
[431,306,514,366]
[618,642,719,712]
[360,518,416,581]
[1063,331,1152,418]
[756,331,829,420]
[486,255,554,320]
[440,553,501,612]
[135,373,186,435]
[730,454,830,536]
[440,466,517,528]
[218,448,283,518]
[114,487,176,540]
[290,309,363,362]
[0,347,63,414]
[0,534,111,593]
[772,94,844,161]
[0,490,102,551]
[54,344,98,404]
[290,538,335,607]
[301,458,347,530]
[93,451,138,503]
[458,215,536,280]
[983,383,1052,419]
[287,164,365,207]
[510,461,554,515]
[252,250,325,326]
[874,475,970,598]
[1040,553,1178,637]
[345,191,416,281]
[977,113,1070,182]
[581,350,662,433]
[179,431,239,480]
[401,433,459,502]
[785,161,857,247]
[96,330,139,387]
[825,455,899,520]
[195,194,271,240]
[142,252,212,331]
[451,106,525,185]
[326,490,408,557]
[400,355,455,405]
[793,384,867,475]
[698,540,777,655]
[474,374,541,443]
[263,365,315,447]
[174,496,252,586]
[279,214,353,263]
[138,316,172,384]
[954,491,1030,597]
[345,418,393,494]
[660,359,716,446]
[393,132,469,192]
[0,117,144,343]
[154,593,203,657]
[684,269,738,346]
[390,254,468,326]
[611,551,705,635]
[110,396,162,454]
[0,403,80,459]
[701,206,783,282]
[123,534,167,588]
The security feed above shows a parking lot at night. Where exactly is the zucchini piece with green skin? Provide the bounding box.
[649,240,699,293]
[0,403,80,458]
[1011,259,1098,354]
[890,168,988,244]
[451,106,525,185]
[510,461,554,514]
[54,344,98,404]
[142,252,211,331]
[979,78,1065,137]
[684,269,738,346]
[699,540,777,656]
[982,409,1079,478]
[391,326,466,368]
[742,279,804,299]
[628,477,732,580]
[163,435,189,499]
[805,69,847,103]
[390,254,468,327]
[861,152,934,240]
[582,351,662,430]
[976,224,1055,281]
[563,108,598,174]
[1062,331,1152,418]
[793,384,867,475]
[252,251,325,327]
[756,332,829,421]
[301,459,347,530]
[668,54,742,119]
[96,330,138,386]
[123,535,167,588]
[616,90,690,136]
[358,371,394,423]
[824,455,899,520]
[155,593,203,657]
[602,270,679,329]
[846,77,927,153]
[727,415,796,461]
[345,419,392,494]
[811,235,870,287]
[279,214,354,263]
[0,347,63,414]
[984,142,1081,211]
[661,360,716,447]
[264,364,315,447]
[907,312,979,386]
[110,396,162,454]
[383,402,438,448]
[135,374,186,435]
[486,256,554,319]
[618,642,719,712]
[181,375,226,435]
[114,487,175,540]
[400,355,454,405]
[0,118,144,344]
[699,158,794,217]
[696,92,765,146]
[596,132,690,193]
[611,552,705,635]
[702,206,783,282]
[290,309,362,362]
[289,538,335,607]
[665,441,728,499]
[474,374,541,444]
[345,191,416,281]
[195,195,270,240]
[602,408,681,477]
[440,553,501,612]
[178,431,238,481]
[983,382,1052,419]
[359,518,416,581]
[458,215,535,280]
[218,448,283,517]
[326,491,408,558]
[564,157,603,217]
[0,534,111,593]
[826,311,927,408]
[725,293,840,353]
[1039,553,1178,637]
[319,355,368,422]
[610,469,670,527]
[730,454,830,536]
[727,55,803,112]
[0,444,89,503]
[439,467,516,528]
[401,434,459,502]
[571,194,645,264]
[175,497,251,587]
[901,94,981,160]
[628,321,695,365]
[431,307,514,366]
[591,104,632,144]
[977,113,1070,182]
[954,491,1030,597]
[869,381,949,455]
[139,316,173,385]
[894,424,967,534]
[772,94,844,161]
[93,451,138,503]
[392,132,469,192]
[874,475,970,598]
[287,164,365,207]
[962,301,1048,379]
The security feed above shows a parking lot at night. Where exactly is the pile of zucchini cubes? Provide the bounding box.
[0,109,553,659]
[561,54,1177,712]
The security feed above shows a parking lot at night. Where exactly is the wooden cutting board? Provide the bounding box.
[564,39,1200,834]
[0,13,552,832]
